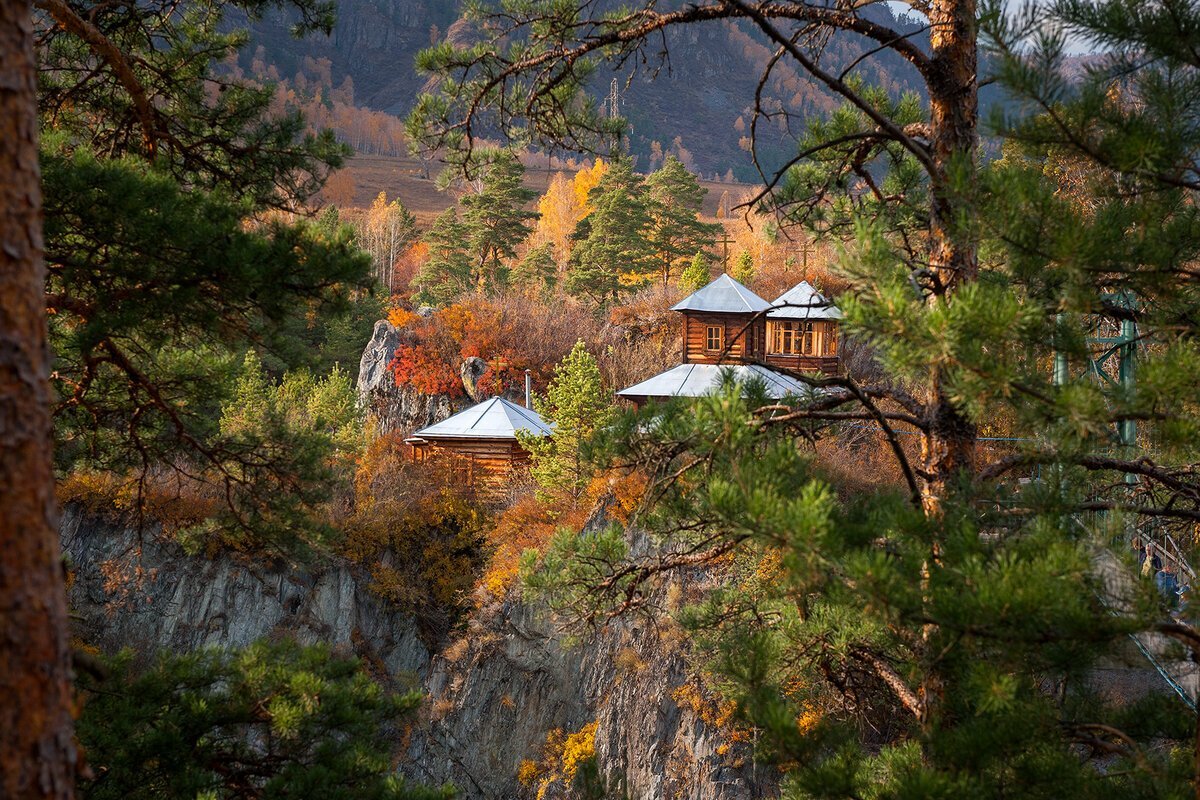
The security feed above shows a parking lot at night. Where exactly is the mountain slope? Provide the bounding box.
[245,1,933,180]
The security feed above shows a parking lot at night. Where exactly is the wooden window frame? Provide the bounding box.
[705,324,724,352]
[769,320,816,355]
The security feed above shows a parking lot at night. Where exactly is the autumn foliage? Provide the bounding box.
[387,294,602,401]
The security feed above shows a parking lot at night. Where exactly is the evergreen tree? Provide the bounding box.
[412,208,472,306]
[460,149,539,293]
[679,251,712,293]
[34,0,375,555]
[77,639,453,800]
[518,341,613,505]
[513,243,558,297]
[731,249,755,285]
[645,155,720,286]
[565,159,654,306]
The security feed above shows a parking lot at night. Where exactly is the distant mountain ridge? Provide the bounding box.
[244,2,936,180]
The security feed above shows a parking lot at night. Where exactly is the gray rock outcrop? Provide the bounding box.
[356,319,458,435]
[61,507,428,678]
[63,507,774,799]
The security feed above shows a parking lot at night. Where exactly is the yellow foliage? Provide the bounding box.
[671,680,752,748]
[517,759,542,787]
[535,171,579,264]
[559,720,598,782]
[796,705,822,735]
[755,548,784,585]
[521,720,598,799]
[571,158,607,216]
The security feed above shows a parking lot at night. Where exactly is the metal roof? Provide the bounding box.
[768,280,843,320]
[411,397,552,440]
[617,363,813,401]
[670,273,772,314]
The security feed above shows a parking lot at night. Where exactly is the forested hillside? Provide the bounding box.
[10,0,1200,799]
[241,0,931,179]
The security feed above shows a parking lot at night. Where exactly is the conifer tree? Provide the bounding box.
[731,250,755,285]
[679,251,712,293]
[513,243,558,297]
[565,159,654,306]
[412,0,1200,795]
[645,155,720,286]
[519,341,613,505]
[77,639,453,800]
[413,208,473,306]
[459,149,539,293]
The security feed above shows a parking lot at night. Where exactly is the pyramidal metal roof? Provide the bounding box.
[670,273,771,314]
[617,363,812,401]
[768,280,843,320]
[411,397,552,440]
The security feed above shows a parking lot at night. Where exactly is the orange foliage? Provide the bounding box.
[584,469,648,524]
[388,295,599,402]
[390,339,464,397]
[58,469,220,535]
[480,494,587,602]
[387,307,418,328]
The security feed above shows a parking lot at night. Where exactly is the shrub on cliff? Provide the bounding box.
[76,639,453,800]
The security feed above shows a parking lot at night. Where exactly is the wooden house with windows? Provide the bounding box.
[618,273,841,406]
[406,396,552,500]
[671,273,771,364]
[763,280,842,375]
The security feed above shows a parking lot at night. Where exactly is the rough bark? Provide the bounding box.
[921,0,980,517]
[0,0,76,796]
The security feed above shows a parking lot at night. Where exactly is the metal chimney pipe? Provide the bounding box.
[524,370,532,409]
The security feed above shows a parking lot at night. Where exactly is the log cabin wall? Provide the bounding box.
[682,312,766,364]
[408,438,532,503]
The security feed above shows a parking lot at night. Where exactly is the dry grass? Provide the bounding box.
[335,154,751,225]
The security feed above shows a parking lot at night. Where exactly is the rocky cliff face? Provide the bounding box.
[61,506,429,678]
[407,600,772,800]
[357,319,459,435]
[64,506,774,799]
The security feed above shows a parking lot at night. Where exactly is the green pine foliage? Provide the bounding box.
[645,155,721,286]
[76,639,454,800]
[459,150,539,290]
[414,150,538,305]
[413,208,473,306]
[565,159,656,306]
[679,251,713,293]
[39,0,376,548]
[513,243,559,297]
[731,250,755,285]
[518,341,614,505]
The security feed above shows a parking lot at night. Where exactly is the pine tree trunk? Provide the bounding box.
[0,1,77,796]
[921,0,979,517]
[914,0,979,729]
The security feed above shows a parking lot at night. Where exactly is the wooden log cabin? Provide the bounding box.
[671,273,772,364]
[406,396,552,502]
[672,273,841,374]
[762,280,842,375]
[618,273,842,405]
